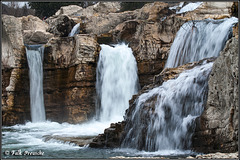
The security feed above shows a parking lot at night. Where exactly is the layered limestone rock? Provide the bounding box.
[192,37,239,153]
[55,5,83,16]
[19,15,54,45]
[43,135,95,147]
[2,15,30,125]
[117,16,185,87]
[44,35,100,123]
[110,2,185,87]
[2,15,25,68]
[55,2,121,17]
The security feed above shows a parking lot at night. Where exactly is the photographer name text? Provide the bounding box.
[4,149,44,156]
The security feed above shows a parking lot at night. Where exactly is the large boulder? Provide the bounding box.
[19,15,54,44]
[46,15,76,37]
[55,5,83,16]
[2,15,24,68]
[192,37,238,153]
[20,15,48,31]
[72,2,121,17]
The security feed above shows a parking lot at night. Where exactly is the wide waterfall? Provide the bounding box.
[26,45,46,122]
[122,61,213,151]
[96,44,139,122]
[165,17,238,68]
[68,23,80,37]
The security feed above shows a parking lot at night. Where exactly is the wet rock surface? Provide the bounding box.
[43,34,100,123]
[43,135,95,147]
[89,58,216,149]
[192,37,239,153]
[89,122,126,148]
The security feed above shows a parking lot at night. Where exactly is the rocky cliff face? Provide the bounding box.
[192,36,238,153]
[2,15,30,125]
[43,35,100,123]
[51,2,186,88]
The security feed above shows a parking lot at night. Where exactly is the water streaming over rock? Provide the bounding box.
[68,23,80,37]
[121,17,237,151]
[122,61,213,151]
[165,17,238,68]
[96,44,139,122]
[26,45,46,122]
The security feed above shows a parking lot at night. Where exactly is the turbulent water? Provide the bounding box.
[122,61,213,151]
[176,2,203,14]
[68,23,80,37]
[165,17,238,68]
[26,45,46,122]
[3,121,195,159]
[2,43,140,159]
[121,17,237,152]
[96,44,139,122]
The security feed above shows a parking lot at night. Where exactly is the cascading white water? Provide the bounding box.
[96,44,139,122]
[165,17,238,68]
[176,2,203,14]
[122,17,237,152]
[26,45,46,122]
[68,23,80,37]
[122,61,213,151]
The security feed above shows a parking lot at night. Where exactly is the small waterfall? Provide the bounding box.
[68,23,80,37]
[122,61,213,151]
[176,2,203,14]
[26,45,46,122]
[165,17,238,68]
[96,44,139,122]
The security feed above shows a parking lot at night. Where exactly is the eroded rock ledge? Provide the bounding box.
[192,37,238,153]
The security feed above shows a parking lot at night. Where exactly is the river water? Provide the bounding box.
[2,121,198,158]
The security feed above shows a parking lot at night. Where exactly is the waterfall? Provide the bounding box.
[26,45,46,122]
[121,17,237,152]
[122,61,213,151]
[96,44,139,122]
[165,17,238,68]
[68,23,80,37]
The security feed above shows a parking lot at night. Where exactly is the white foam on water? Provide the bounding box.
[113,148,195,157]
[165,17,238,68]
[122,62,213,151]
[96,43,139,123]
[2,120,113,151]
[68,23,80,37]
[176,2,203,14]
